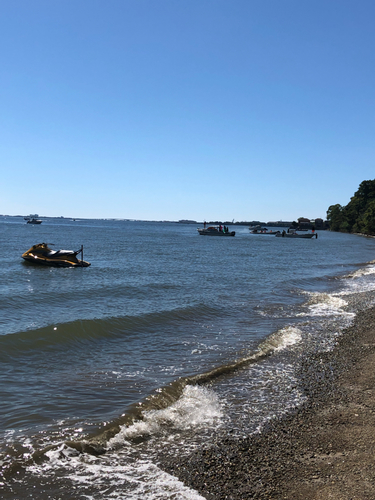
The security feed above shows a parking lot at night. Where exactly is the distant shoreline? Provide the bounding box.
[0,215,326,228]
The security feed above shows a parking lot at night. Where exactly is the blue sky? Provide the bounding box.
[1,1,374,221]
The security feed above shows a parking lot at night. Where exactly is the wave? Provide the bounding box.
[59,321,303,454]
[298,292,353,318]
[343,263,375,281]
[0,303,221,360]
[4,263,373,478]
[107,385,223,448]
[0,316,306,483]
[28,443,207,500]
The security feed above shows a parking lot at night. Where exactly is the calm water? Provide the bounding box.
[2,217,375,499]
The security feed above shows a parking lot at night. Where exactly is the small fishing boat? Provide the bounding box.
[197,226,235,236]
[26,218,42,224]
[275,229,318,239]
[22,243,91,267]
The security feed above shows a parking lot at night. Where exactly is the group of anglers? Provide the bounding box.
[203,221,230,233]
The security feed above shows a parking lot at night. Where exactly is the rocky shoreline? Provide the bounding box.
[159,306,375,499]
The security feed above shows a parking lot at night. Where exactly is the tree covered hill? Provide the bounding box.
[327,180,375,235]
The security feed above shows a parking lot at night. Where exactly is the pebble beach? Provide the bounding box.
[160,304,375,499]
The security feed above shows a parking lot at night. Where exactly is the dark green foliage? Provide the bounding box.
[361,200,375,234]
[326,204,343,231]
[327,180,375,235]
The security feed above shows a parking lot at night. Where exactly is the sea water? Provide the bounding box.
[1,217,375,499]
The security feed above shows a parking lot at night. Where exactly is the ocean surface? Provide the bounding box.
[2,217,375,499]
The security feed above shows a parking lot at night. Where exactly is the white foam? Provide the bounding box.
[31,387,219,500]
[299,292,354,318]
[274,326,302,351]
[345,264,375,279]
[25,388,220,499]
[260,326,302,354]
[340,268,375,295]
[108,385,223,447]
[32,447,206,499]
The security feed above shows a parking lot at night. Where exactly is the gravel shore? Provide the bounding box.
[160,306,375,499]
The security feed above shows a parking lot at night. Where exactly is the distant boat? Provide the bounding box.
[26,218,42,224]
[198,226,235,236]
[276,229,317,239]
[250,228,280,235]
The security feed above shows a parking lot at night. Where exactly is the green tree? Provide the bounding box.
[326,204,343,231]
[361,199,375,235]
[327,180,375,235]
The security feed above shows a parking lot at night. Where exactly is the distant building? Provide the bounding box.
[296,217,328,230]
[312,218,324,229]
[297,217,311,227]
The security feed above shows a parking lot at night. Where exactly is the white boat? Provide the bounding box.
[197,226,235,236]
[250,228,280,235]
[276,229,317,239]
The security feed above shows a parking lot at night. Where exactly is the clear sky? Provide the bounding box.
[1,1,374,222]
